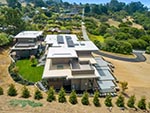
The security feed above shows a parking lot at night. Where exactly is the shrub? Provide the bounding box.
[116,95,125,107]
[93,91,100,107]
[81,92,89,105]
[12,66,19,74]
[21,86,30,98]
[138,97,146,110]
[47,87,56,102]
[69,90,78,105]
[0,87,4,95]
[148,102,150,110]
[0,33,10,46]
[7,84,17,96]
[127,95,136,108]
[146,46,150,54]
[30,55,36,66]
[105,95,113,107]
[34,89,43,100]
[120,81,128,94]
[58,87,66,103]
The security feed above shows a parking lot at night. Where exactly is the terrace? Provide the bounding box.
[70,59,95,75]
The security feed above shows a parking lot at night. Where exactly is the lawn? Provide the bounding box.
[88,33,104,43]
[16,59,44,82]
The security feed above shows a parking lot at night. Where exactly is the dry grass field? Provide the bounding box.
[107,17,144,30]
[0,48,150,113]
[107,19,120,28]
[104,55,150,101]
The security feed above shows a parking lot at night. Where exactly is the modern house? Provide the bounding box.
[43,34,117,94]
[11,31,43,58]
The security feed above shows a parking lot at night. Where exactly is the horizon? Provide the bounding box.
[62,0,150,8]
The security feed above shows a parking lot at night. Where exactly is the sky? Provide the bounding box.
[62,0,150,8]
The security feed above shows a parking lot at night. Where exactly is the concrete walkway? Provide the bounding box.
[81,23,146,62]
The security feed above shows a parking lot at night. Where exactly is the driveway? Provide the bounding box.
[82,22,90,41]
[94,51,146,62]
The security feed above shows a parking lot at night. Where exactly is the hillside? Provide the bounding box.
[107,17,144,30]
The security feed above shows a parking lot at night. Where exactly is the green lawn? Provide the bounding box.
[88,33,104,43]
[16,59,44,82]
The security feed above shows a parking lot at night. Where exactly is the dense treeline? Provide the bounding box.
[84,0,150,54]
[84,0,148,18]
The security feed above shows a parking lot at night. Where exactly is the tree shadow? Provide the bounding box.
[122,92,130,98]
[0,47,4,54]
[0,46,10,54]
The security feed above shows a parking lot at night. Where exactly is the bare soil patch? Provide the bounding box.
[104,56,150,100]
[107,19,120,28]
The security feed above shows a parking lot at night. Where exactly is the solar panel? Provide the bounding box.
[57,35,64,44]
[66,36,75,47]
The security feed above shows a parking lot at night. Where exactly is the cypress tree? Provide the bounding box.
[34,89,43,100]
[127,95,136,108]
[105,95,113,107]
[7,84,17,96]
[21,86,30,98]
[116,95,125,107]
[47,87,56,102]
[69,90,78,105]
[81,91,89,105]
[93,91,100,107]
[138,97,146,110]
[58,87,66,103]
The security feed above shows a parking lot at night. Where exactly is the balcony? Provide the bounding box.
[70,59,95,75]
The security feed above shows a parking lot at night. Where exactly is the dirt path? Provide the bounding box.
[0,48,14,87]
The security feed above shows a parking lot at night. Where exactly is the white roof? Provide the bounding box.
[98,80,116,93]
[98,81,116,90]
[15,31,43,38]
[47,48,78,58]
[45,34,98,51]
[75,41,98,51]
[95,57,108,67]
[95,68,115,81]
[42,59,98,79]
[42,59,70,79]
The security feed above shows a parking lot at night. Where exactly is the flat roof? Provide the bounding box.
[45,34,98,51]
[95,69,115,81]
[47,48,78,58]
[11,43,38,50]
[42,59,98,79]
[95,57,108,67]
[67,74,99,79]
[42,59,70,79]
[15,31,43,38]
[98,80,116,89]
[97,80,116,93]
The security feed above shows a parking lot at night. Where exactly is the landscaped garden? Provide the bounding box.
[16,59,44,82]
